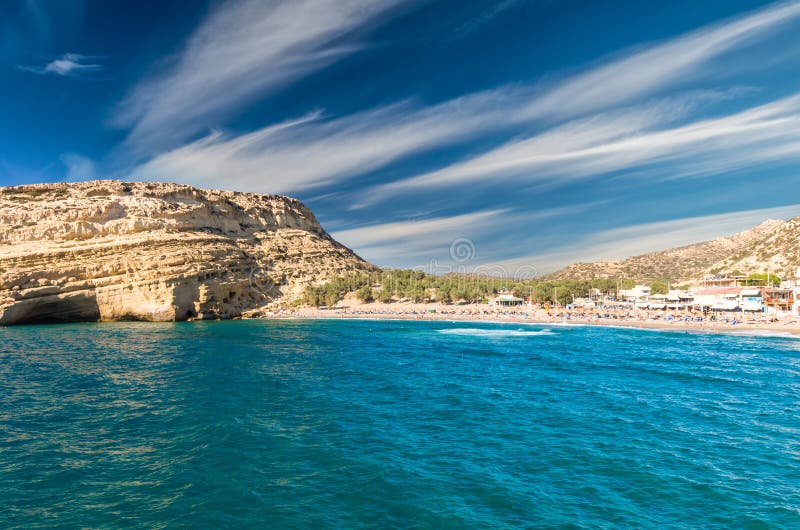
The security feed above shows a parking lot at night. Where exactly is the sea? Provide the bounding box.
[1,319,799,529]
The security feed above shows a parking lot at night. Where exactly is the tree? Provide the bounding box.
[593,278,617,295]
[438,285,454,304]
[466,286,484,304]
[412,286,427,303]
[324,288,340,307]
[377,288,392,303]
[555,288,572,306]
[535,283,554,303]
[304,286,323,307]
[454,289,469,303]
[650,281,669,295]
[356,285,373,302]
[745,272,781,286]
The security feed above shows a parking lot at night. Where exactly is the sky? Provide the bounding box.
[2,0,800,276]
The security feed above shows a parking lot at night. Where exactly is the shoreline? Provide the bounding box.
[264,303,800,338]
[5,304,797,338]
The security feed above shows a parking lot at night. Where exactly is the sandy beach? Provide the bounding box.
[262,300,800,337]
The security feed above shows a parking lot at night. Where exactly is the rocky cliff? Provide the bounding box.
[548,218,800,283]
[0,181,372,324]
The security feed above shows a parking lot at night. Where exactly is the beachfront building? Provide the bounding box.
[490,293,525,307]
[783,267,800,289]
[762,287,795,316]
[618,285,651,302]
[572,297,597,308]
[666,290,694,310]
[793,267,800,315]
[793,288,800,316]
[740,288,764,312]
[698,275,747,288]
[648,294,667,310]
[691,287,742,312]
[784,267,800,316]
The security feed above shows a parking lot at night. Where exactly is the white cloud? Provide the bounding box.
[330,201,800,275]
[114,0,407,154]
[331,202,605,268]
[129,89,735,198]
[106,0,800,277]
[60,153,96,180]
[131,87,534,193]
[493,203,800,274]
[362,92,800,202]
[331,209,507,267]
[129,0,800,197]
[358,100,685,201]
[18,53,102,77]
[515,0,800,122]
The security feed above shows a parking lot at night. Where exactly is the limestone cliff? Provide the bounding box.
[0,180,372,324]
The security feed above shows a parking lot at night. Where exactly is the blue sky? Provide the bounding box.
[3,0,800,275]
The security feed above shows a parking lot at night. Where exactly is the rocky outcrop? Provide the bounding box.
[0,180,372,325]
[548,218,800,283]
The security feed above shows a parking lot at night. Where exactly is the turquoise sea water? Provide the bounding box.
[1,319,799,529]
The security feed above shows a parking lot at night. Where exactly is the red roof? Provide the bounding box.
[693,287,742,295]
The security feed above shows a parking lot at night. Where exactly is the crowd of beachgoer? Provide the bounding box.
[281,302,797,330]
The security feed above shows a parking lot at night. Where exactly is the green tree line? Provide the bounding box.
[302,269,645,307]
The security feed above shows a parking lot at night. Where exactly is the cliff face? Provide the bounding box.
[0,180,371,325]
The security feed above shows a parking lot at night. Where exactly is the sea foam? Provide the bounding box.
[438,328,554,337]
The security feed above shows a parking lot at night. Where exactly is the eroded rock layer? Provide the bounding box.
[0,180,371,324]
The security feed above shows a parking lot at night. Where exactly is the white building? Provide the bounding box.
[666,290,694,310]
[691,287,743,311]
[794,288,800,316]
[785,267,800,316]
[648,294,667,310]
[572,297,597,308]
[739,288,764,312]
[618,285,651,302]
[491,293,525,307]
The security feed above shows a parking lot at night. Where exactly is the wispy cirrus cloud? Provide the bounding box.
[131,87,535,193]
[113,0,409,155]
[514,0,800,122]
[329,201,800,274]
[129,0,800,199]
[127,88,731,198]
[493,203,800,274]
[331,202,605,268]
[18,53,103,77]
[332,208,514,268]
[362,92,800,202]
[60,153,96,181]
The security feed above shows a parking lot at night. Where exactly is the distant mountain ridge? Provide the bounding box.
[548,217,800,283]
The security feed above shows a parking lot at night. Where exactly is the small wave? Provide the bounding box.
[726,330,800,340]
[438,328,554,338]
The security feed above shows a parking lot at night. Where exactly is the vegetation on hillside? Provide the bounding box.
[303,269,641,307]
[302,266,788,307]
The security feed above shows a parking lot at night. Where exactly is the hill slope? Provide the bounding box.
[0,181,372,324]
[548,218,800,283]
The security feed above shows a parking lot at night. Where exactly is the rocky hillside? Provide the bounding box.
[0,181,372,324]
[548,218,800,283]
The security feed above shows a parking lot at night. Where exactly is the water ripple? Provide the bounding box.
[1,320,799,528]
